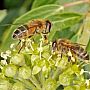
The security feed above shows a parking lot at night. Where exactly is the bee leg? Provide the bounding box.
[43,34,48,44]
[16,39,21,47]
[71,53,76,63]
[68,56,71,62]
[68,53,76,63]
[15,40,21,51]
[28,35,35,42]
[18,41,26,53]
[60,47,64,59]
[60,50,63,58]
[40,33,48,44]
[67,49,72,62]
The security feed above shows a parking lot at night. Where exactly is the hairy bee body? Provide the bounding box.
[52,39,89,60]
[12,19,51,40]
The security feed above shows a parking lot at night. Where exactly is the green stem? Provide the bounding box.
[52,67,62,80]
[29,75,42,90]
[16,78,37,90]
[39,71,45,89]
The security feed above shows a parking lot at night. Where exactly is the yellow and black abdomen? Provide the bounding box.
[71,46,89,60]
[12,25,29,39]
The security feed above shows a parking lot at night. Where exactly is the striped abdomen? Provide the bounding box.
[71,46,89,60]
[52,39,89,60]
[12,19,51,40]
[13,25,29,39]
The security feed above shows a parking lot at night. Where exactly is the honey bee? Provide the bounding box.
[13,19,51,40]
[52,39,89,61]
[12,19,51,53]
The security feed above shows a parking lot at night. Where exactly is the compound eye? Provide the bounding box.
[52,41,57,51]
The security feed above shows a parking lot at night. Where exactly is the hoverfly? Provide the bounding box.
[52,39,89,62]
[12,19,51,53]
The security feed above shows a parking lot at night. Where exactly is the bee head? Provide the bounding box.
[45,20,51,33]
[52,40,57,52]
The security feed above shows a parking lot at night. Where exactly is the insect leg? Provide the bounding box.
[40,33,48,44]
[60,49,63,59]
[15,40,21,51]
[18,40,26,53]
[43,34,48,44]
[67,49,72,62]
[16,39,21,47]
[60,46,64,59]
[68,50,76,62]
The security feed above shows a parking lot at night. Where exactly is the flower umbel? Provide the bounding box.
[0,38,90,90]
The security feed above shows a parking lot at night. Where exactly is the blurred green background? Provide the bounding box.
[0,0,90,53]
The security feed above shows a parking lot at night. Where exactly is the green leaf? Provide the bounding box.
[32,0,57,9]
[4,0,24,9]
[0,10,7,22]
[70,24,83,42]
[86,39,90,53]
[76,12,90,47]
[55,0,89,13]
[0,9,20,43]
[32,0,89,13]
[47,13,83,41]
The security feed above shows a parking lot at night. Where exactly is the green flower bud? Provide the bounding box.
[18,66,31,79]
[3,64,17,77]
[32,66,41,75]
[0,79,12,90]
[10,54,25,66]
[64,85,81,90]
[12,82,25,90]
[44,78,56,90]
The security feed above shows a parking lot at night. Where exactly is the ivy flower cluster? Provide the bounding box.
[0,38,90,90]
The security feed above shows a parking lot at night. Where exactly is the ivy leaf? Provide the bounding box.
[32,0,89,13]
[32,0,57,9]
[77,12,90,45]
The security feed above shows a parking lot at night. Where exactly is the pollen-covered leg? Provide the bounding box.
[67,50,76,62]
[40,33,48,44]
[43,35,48,44]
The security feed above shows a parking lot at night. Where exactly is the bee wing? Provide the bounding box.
[73,43,86,46]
